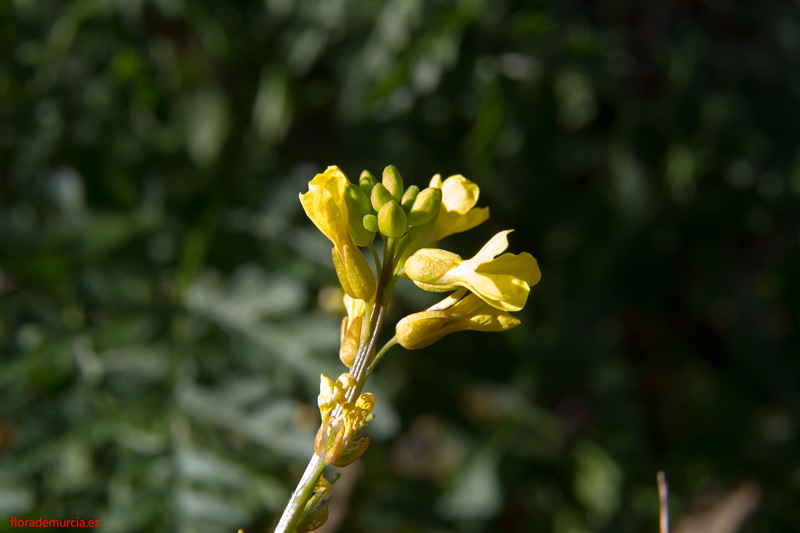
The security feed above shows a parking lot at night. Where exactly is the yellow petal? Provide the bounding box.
[471,230,511,264]
[355,392,375,412]
[343,294,367,322]
[441,175,480,214]
[299,167,351,250]
[449,268,530,312]
[476,251,541,287]
[425,175,489,244]
[318,374,337,413]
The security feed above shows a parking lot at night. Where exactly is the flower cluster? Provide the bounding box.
[284,165,540,533]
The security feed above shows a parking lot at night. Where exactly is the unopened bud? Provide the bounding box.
[378,201,407,238]
[408,187,442,226]
[333,246,376,300]
[345,183,372,216]
[345,184,375,246]
[359,171,377,199]
[382,165,404,201]
[401,185,419,213]
[404,248,460,283]
[370,183,394,211]
[363,214,378,233]
[396,311,448,349]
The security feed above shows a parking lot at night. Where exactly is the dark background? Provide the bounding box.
[1,1,798,532]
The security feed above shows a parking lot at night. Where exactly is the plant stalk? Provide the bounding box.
[273,247,395,533]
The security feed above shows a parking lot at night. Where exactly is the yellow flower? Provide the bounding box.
[396,290,521,349]
[300,166,376,300]
[424,174,490,246]
[404,230,541,312]
[339,295,367,367]
[317,372,357,422]
[315,381,376,465]
[342,392,376,438]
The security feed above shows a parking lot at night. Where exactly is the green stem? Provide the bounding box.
[367,241,381,276]
[273,243,396,533]
[273,454,325,533]
[367,336,397,377]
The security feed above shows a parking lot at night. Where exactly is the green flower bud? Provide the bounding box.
[349,217,375,247]
[359,171,377,199]
[363,214,379,233]
[344,183,372,216]
[371,183,394,211]
[408,187,442,226]
[401,185,419,213]
[378,201,408,238]
[344,184,375,247]
[382,165,404,201]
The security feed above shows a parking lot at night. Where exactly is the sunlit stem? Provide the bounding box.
[273,241,395,533]
[366,336,397,377]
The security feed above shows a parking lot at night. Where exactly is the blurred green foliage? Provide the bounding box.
[1,0,799,532]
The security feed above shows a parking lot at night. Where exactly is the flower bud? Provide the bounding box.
[401,185,419,213]
[359,171,377,199]
[397,293,521,350]
[408,187,442,226]
[344,183,372,216]
[378,201,408,238]
[370,183,394,211]
[363,214,378,233]
[332,246,376,300]
[403,248,460,284]
[396,311,448,349]
[345,184,375,246]
[382,165,404,201]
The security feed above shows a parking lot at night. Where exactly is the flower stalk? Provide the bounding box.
[271,165,540,532]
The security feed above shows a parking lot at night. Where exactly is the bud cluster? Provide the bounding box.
[346,165,443,245]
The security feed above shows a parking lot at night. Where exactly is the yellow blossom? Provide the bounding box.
[423,174,490,246]
[396,290,521,349]
[315,387,376,465]
[300,166,376,300]
[404,230,541,312]
[317,373,356,423]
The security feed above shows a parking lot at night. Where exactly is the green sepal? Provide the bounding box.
[401,185,419,213]
[359,171,377,200]
[382,165,404,201]
[363,214,379,233]
[408,187,442,226]
[370,183,394,211]
[343,245,376,300]
[378,201,407,238]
